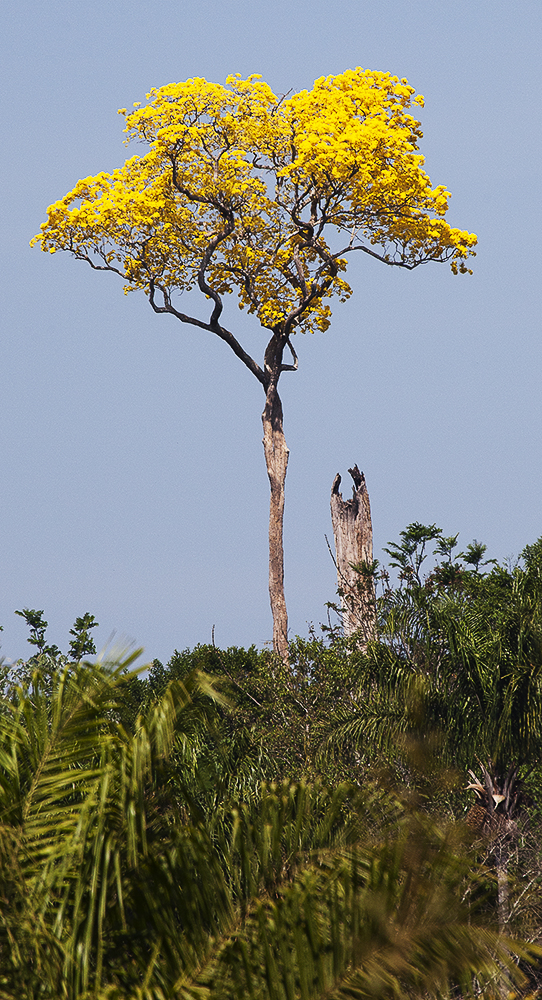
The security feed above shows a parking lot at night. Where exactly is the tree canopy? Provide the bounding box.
[3,528,542,996]
[32,69,476,323]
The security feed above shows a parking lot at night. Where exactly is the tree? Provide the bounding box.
[2,609,99,700]
[330,465,376,646]
[32,70,476,659]
[14,608,61,659]
[324,525,542,934]
[13,608,98,664]
[68,612,99,661]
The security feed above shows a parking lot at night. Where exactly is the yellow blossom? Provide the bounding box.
[32,68,476,336]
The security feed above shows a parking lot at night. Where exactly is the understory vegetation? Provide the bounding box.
[2,525,542,998]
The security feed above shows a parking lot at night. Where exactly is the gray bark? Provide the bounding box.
[330,466,375,646]
[466,764,520,933]
[262,384,289,662]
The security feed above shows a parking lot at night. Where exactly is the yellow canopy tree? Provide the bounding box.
[32,69,476,660]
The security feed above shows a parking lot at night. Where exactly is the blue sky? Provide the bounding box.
[1,0,541,664]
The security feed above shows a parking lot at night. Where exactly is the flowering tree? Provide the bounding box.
[32,69,476,660]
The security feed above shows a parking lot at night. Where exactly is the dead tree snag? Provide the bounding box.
[330,466,376,646]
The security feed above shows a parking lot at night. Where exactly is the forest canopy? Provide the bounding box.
[2,527,542,998]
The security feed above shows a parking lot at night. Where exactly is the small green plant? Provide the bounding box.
[14,608,98,663]
[68,612,99,661]
[14,608,61,658]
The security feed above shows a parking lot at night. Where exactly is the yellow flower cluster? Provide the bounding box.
[32,69,476,333]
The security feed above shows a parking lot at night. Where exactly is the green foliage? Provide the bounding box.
[0,657,533,999]
[326,528,542,777]
[3,530,542,996]
[14,608,61,658]
[143,638,362,790]
[459,538,496,573]
[12,608,98,666]
[68,612,99,661]
[3,609,100,703]
[382,522,443,587]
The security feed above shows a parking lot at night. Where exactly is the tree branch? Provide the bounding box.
[344,243,452,270]
[149,281,268,387]
[280,337,298,373]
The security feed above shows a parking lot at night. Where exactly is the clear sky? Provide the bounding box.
[1,0,541,664]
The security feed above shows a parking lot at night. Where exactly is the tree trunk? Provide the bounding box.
[330,466,375,647]
[466,764,519,934]
[496,845,510,933]
[262,383,289,661]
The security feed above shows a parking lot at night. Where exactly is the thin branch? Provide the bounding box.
[280,337,298,373]
[344,243,452,269]
[75,253,125,279]
[149,280,268,387]
[325,533,338,572]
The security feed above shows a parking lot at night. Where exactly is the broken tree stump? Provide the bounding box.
[330,465,376,646]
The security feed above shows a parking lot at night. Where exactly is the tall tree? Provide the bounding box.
[32,70,476,659]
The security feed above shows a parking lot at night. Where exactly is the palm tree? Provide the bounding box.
[0,655,534,998]
[323,528,542,936]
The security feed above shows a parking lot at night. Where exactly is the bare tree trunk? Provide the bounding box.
[466,764,519,935]
[496,845,510,933]
[262,383,289,661]
[330,466,375,647]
